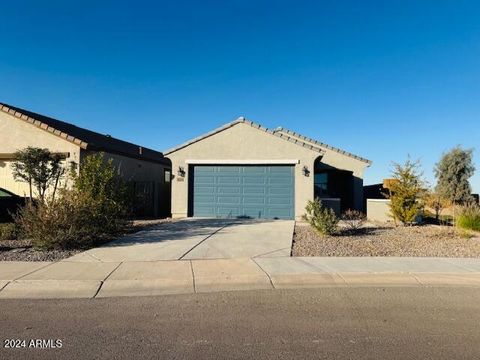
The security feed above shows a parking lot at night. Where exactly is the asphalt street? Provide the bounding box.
[1,287,480,359]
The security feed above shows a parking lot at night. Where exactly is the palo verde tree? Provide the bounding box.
[11,147,65,201]
[387,158,426,226]
[434,146,475,205]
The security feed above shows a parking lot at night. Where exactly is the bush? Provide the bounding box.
[0,223,17,240]
[15,153,131,250]
[303,198,339,236]
[457,203,480,232]
[387,159,426,225]
[341,209,366,232]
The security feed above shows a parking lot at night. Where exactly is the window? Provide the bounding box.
[314,172,328,197]
[164,169,171,183]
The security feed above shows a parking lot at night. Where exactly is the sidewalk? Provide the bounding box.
[1,257,480,299]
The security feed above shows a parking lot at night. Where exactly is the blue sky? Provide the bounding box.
[1,0,479,191]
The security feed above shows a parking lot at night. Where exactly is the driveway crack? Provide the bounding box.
[178,223,232,260]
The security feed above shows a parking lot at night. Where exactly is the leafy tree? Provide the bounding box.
[425,190,451,222]
[434,146,475,205]
[11,147,65,201]
[387,159,426,225]
[15,153,131,250]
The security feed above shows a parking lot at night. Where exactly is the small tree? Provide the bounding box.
[11,147,65,201]
[425,190,451,223]
[387,159,426,226]
[15,153,131,249]
[434,146,475,205]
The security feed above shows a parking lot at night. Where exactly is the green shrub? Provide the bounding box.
[0,223,17,240]
[15,153,131,250]
[303,198,339,236]
[457,203,480,232]
[387,159,426,225]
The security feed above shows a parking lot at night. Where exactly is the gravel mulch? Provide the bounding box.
[292,223,480,258]
[0,218,174,261]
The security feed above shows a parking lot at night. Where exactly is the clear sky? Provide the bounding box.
[1,1,478,191]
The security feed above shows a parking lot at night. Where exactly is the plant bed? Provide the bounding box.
[0,218,173,261]
[292,222,480,258]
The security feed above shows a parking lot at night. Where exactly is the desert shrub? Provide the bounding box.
[456,203,480,232]
[341,209,366,232]
[303,198,339,236]
[0,223,17,240]
[387,159,426,225]
[15,153,131,250]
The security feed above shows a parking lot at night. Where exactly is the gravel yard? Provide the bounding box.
[0,218,173,261]
[292,223,480,258]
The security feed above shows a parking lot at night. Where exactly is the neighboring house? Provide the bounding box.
[0,103,171,218]
[165,117,371,220]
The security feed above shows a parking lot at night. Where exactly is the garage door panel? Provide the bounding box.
[194,166,215,173]
[195,206,216,217]
[192,165,294,219]
[217,176,242,185]
[195,187,216,195]
[217,187,241,194]
[266,208,292,218]
[243,187,265,195]
[268,197,293,205]
[244,176,266,185]
[243,197,265,205]
[216,207,241,217]
[217,167,241,173]
[217,196,241,205]
[243,207,264,218]
[269,177,293,185]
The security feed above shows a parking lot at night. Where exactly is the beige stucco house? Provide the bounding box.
[0,103,171,217]
[165,118,371,220]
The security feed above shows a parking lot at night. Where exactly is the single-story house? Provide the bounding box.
[0,103,171,217]
[165,118,371,220]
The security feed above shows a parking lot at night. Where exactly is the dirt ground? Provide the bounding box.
[0,218,172,261]
[292,222,480,258]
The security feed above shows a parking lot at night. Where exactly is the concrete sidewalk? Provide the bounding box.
[1,257,480,299]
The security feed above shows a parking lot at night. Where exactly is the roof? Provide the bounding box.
[0,103,169,165]
[164,117,371,165]
[273,127,372,165]
[164,117,326,155]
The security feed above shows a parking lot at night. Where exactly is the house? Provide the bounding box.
[165,117,371,220]
[0,103,171,217]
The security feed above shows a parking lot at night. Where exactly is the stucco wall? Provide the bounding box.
[0,111,80,196]
[366,199,392,223]
[81,150,171,217]
[166,122,367,220]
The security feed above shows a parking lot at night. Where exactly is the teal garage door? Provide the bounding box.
[192,165,294,219]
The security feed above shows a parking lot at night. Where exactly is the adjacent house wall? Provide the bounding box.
[81,150,171,217]
[0,111,80,196]
[366,199,392,223]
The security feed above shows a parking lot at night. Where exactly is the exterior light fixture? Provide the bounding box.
[177,166,186,177]
[302,166,310,177]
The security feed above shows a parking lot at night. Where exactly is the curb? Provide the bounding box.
[1,272,480,300]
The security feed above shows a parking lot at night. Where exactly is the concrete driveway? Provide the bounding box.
[66,218,294,262]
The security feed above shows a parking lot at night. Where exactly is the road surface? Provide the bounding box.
[1,287,480,359]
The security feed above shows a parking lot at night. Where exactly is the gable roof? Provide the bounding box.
[273,127,372,165]
[0,103,169,165]
[164,117,326,155]
[164,117,371,165]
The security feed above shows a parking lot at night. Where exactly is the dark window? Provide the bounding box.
[314,173,328,197]
[164,169,171,183]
